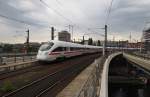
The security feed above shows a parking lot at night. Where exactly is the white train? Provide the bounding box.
[36,40,102,61]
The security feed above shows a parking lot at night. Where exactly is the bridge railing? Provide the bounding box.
[128,52,150,60]
[0,52,37,65]
[75,56,106,97]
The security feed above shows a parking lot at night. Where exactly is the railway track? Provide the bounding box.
[0,62,41,80]
[3,58,87,97]
[0,53,99,80]
[0,53,101,97]
[0,56,76,80]
[0,60,66,81]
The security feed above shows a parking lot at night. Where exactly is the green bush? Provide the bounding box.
[0,81,15,92]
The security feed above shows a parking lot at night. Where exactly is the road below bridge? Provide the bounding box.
[108,53,150,97]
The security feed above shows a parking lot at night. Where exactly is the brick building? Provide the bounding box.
[58,31,71,42]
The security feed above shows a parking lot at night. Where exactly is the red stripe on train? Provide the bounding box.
[49,50,84,55]
[64,51,76,54]
[49,52,61,55]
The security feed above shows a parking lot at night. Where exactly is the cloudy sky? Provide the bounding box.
[0,0,150,43]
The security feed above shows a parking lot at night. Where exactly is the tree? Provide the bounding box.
[93,42,96,46]
[88,38,93,45]
[97,40,101,46]
[3,44,13,53]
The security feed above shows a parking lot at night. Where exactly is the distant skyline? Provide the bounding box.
[0,0,150,43]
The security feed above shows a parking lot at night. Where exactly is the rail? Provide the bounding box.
[2,56,90,97]
[124,53,150,75]
[0,52,37,57]
[129,52,150,60]
[0,60,37,75]
[0,52,37,65]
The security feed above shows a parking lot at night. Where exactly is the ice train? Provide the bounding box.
[36,40,140,61]
[36,40,102,61]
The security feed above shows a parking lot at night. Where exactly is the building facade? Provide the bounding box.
[58,31,71,42]
[143,28,150,53]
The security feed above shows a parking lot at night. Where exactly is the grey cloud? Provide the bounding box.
[0,0,48,28]
[109,0,150,34]
[0,0,150,43]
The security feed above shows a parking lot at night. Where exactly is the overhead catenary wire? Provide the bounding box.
[40,0,97,36]
[0,21,12,25]
[0,13,48,27]
[105,0,114,25]
[54,0,94,34]
[0,14,26,24]
[55,0,63,6]
[40,0,74,24]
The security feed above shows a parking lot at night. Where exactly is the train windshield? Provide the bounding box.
[39,42,54,51]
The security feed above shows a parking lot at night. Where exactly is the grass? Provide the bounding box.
[0,81,15,92]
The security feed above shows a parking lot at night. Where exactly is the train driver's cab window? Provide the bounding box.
[53,47,66,52]
[39,42,54,51]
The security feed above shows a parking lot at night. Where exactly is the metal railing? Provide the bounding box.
[129,52,150,60]
[0,53,37,65]
[75,56,106,97]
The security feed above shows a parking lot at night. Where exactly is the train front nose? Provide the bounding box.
[36,51,49,61]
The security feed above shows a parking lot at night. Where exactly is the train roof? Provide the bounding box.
[48,40,103,49]
[46,40,140,50]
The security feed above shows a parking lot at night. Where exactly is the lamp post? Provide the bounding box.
[104,25,107,56]
[26,29,29,54]
[51,27,54,40]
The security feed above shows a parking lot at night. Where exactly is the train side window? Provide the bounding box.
[53,47,63,52]
[70,47,82,51]
[70,47,75,51]
[75,47,79,50]
[66,47,70,51]
[62,47,67,51]
[53,47,68,52]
